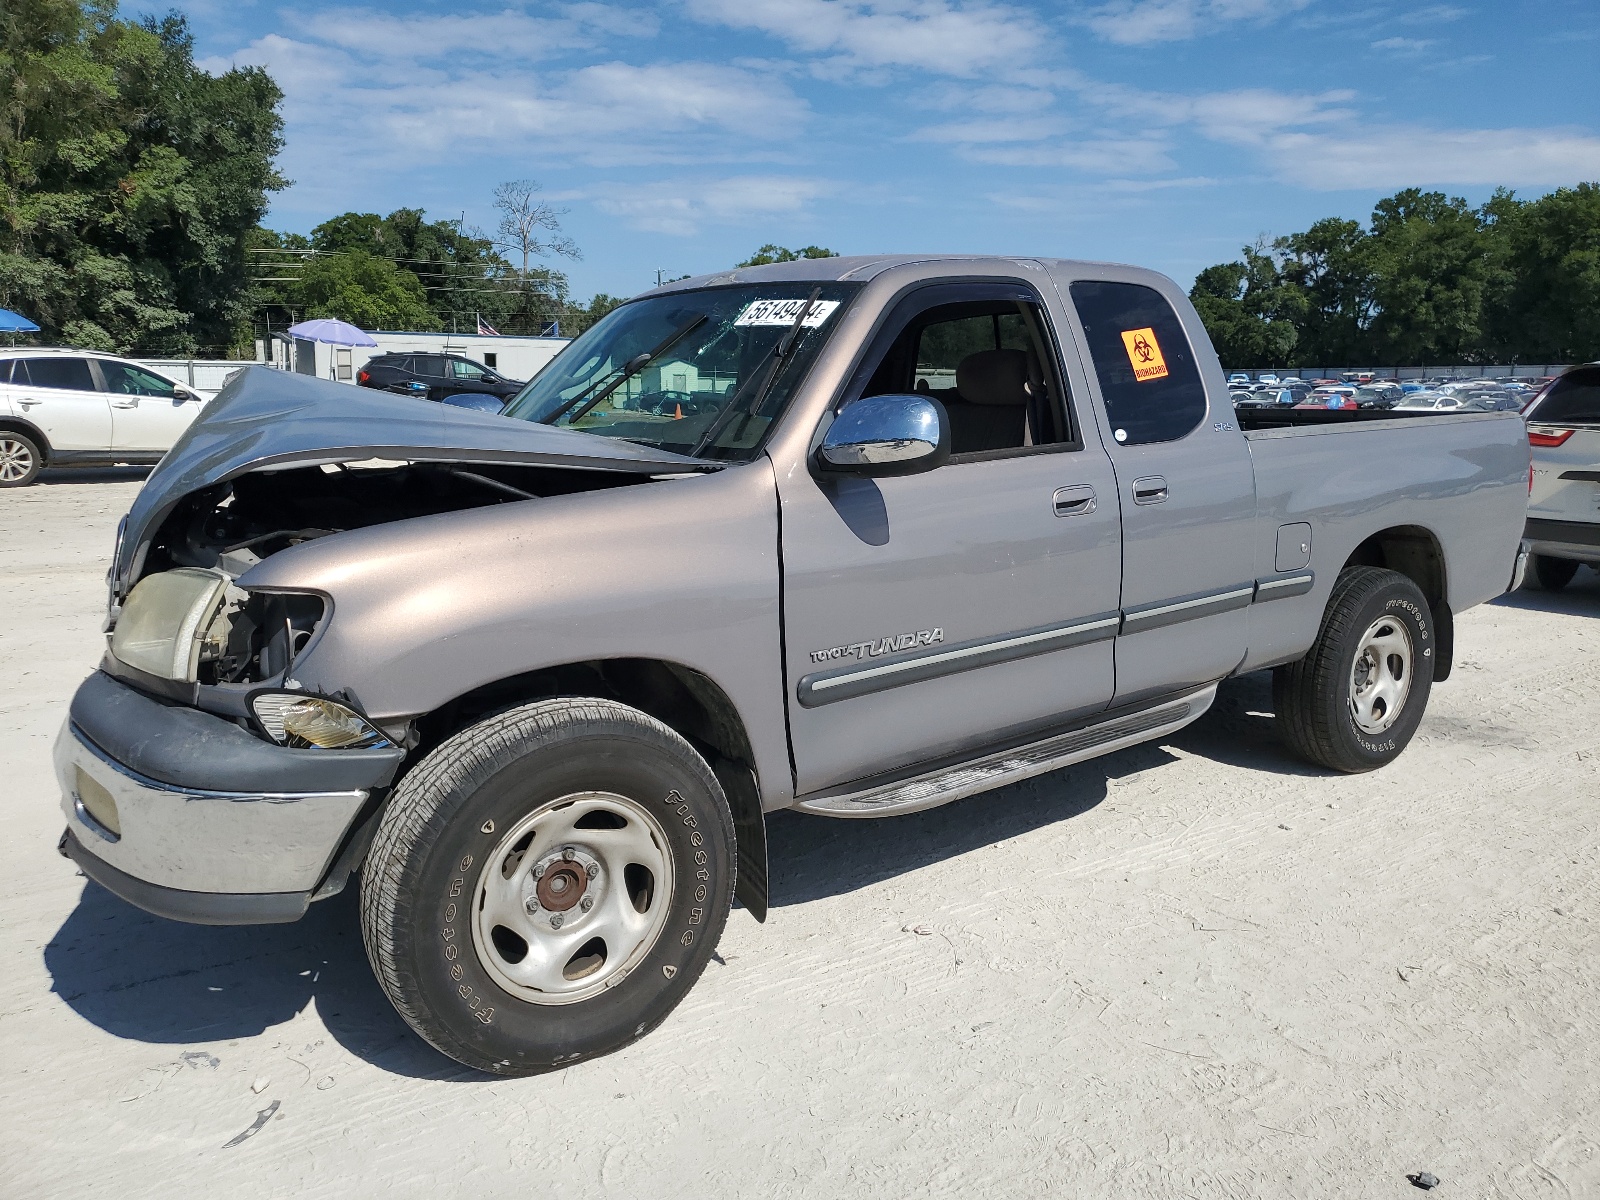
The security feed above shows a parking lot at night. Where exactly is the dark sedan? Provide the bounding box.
[357,352,524,403]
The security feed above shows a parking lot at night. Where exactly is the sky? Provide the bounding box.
[178,0,1600,302]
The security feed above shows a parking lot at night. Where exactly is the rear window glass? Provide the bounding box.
[1530,368,1600,425]
[1069,281,1207,446]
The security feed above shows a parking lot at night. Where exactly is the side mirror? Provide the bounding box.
[816,394,950,478]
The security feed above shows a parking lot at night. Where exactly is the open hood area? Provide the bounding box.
[113,367,711,594]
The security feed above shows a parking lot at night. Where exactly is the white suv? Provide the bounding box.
[1524,364,1600,589]
[0,350,209,487]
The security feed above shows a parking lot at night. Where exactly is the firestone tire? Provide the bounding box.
[1273,566,1435,774]
[360,698,735,1076]
[1531,554,1580,591]
[0,431,42,487]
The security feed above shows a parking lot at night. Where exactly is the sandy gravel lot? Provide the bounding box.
[1,470,1596,1198]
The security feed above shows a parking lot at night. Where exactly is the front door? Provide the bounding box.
[7,356,112,452]
[1056,275,1257,704]
[96,360,204,452]
[779,280,1122,796]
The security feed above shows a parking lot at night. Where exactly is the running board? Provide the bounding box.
[793,684,1217,819]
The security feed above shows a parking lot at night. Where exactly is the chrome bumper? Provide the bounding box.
[56,720,368,906]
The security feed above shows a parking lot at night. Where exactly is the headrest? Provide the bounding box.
[956,348,1029,406]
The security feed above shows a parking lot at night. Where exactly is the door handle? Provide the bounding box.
[110,399,139,409]
[1052,485,1097,517]
[1132,476,1168,505]
[17,398,39,409]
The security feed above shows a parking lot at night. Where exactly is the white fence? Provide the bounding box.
[136,358,256,395]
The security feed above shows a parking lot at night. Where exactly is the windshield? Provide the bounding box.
[502,283,860,461]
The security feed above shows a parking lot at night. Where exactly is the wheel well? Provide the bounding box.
[0,418,50,462]
[1341,525,1453,681]
[407,658,769,921]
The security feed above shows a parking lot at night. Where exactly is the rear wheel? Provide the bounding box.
[0,432,41,487]
[1274,567,1434,773]
[361,698,735,1075]
[1531,554,1580,591]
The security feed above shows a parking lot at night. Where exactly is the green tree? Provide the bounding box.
[296,249,435,330]
[736,244,838,267]
[1364,189,1491,364]
[1272,217,1374,365]
[1189,242,1299,367]
[1482,183,1600,361]
[0,1,284,353]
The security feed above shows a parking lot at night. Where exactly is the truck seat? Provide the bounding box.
[947,348,1029,453]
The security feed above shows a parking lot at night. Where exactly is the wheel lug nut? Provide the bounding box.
[524,898,538,915]
[549,913,563,929]
[580,896,594,912]
[533,863,545,879]
[585,863,599,879]
[562,846,576,861]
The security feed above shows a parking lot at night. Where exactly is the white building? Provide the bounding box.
[269,330,570,386]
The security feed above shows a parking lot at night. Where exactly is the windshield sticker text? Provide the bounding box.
[734,299,841,329]
[811,628,944,664]
[1120,327,1169,382]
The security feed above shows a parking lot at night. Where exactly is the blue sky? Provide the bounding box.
[180,0,1600,301]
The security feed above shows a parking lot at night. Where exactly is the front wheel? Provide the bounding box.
[1274,567,1435,773]
[360,698,735,1075]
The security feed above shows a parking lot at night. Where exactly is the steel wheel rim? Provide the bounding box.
[1349,615,1413,734]
[0,437,33,482]
[471,791,675,1006]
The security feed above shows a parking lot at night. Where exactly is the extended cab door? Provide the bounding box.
[778,279,1122,795]
[1055,274,1257,704]
[96,359,204,453]
[7,356,112,453]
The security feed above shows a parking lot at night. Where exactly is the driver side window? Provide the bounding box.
[855,286,1074,457]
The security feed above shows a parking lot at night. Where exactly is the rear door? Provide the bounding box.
[1055,275,1257,705]
[9,357,112,452]
[97,359,203,452]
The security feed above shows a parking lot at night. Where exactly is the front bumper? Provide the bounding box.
[55,671,405,924]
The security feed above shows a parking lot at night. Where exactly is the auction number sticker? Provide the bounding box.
[734,299,840,328]
[1120,327,1169,382]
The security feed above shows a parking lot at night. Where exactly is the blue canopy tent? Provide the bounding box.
[0,307,41,340]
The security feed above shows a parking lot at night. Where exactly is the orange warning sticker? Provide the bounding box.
[1120,327,1169,382]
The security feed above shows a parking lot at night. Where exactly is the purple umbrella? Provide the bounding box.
[287,318,377,347]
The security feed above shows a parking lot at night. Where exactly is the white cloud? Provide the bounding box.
[685,0,1048,76]
[910,116,1066,143]
[1267,126,1600,189]
[590,174,837,235]
[964,137,1177,174]
[1371,36,1436,52]
[1081,0,1311,45]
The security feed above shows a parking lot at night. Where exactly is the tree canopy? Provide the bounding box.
[736,244,838,267]
[0,0,284,354]
[1191,185,1600,367]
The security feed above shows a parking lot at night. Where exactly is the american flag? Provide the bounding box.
[476,315,501,337]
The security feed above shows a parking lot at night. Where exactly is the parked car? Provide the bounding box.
[56,255,1529,1076]
[1522,364,1600,589]
[1228,372,1250,384]
[357,352,525,404]
[1392,392,1466,412]
[0,349,209,487]
[1257,372,1280,385]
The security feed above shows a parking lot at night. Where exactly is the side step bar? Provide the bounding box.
[793,684,1217,819]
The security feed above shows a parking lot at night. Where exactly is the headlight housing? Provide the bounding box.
[253,693,392,750]
[109,568,230,681]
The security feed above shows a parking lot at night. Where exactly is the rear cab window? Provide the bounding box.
[1068,281,1208,446]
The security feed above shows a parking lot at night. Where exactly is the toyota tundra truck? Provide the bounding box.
[53,255,1530,1075]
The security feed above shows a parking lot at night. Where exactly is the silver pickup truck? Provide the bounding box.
[54,255,1529,1074]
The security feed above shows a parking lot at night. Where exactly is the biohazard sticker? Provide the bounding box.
[734,298,840,328]
[1120,327,1169,382]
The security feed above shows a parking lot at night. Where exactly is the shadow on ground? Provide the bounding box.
[43,883,478,1081]
[1491,568,1600,618]
[43,672,1308,1074]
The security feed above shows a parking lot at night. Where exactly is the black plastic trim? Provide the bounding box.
[1525,517,1600,548]
[63,829,311,926]
[69,670,405,794]
[1252,570,1316,602]
[1119,583,1256,635]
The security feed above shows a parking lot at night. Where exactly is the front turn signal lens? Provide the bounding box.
[253,693,391,750]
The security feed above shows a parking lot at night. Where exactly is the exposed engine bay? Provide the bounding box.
[122,460,654,689]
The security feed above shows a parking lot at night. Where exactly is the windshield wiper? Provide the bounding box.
[540,315,707,425]
[688,287,821,458]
